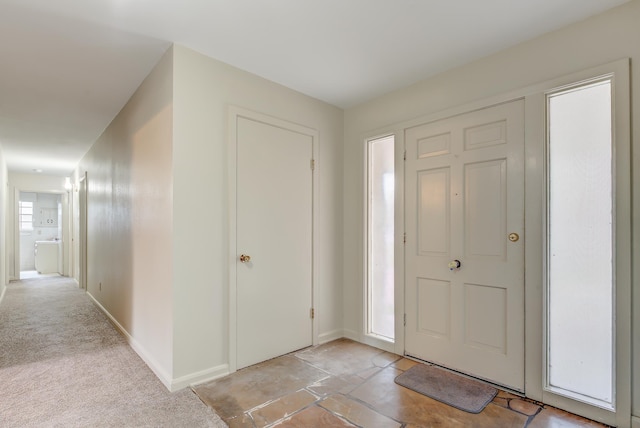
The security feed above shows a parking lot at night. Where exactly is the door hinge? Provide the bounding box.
[311,159,315,170]
[403,150,407,161]
[404,313,407,326]
[310,308,315,319]
[403,232,406,244]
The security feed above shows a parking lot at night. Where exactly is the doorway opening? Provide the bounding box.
[18,192,63,279]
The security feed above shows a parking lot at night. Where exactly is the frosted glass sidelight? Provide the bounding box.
[547,81,613,408]
[368,135,395,340]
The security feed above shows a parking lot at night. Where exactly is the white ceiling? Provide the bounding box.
[0,0,630,176]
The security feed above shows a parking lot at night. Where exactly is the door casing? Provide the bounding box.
[227,106,320,374]
[374,58,631,426]
[78,172,87,290]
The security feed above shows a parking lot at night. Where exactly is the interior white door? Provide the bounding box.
[404,100,525,391]
[236,116,313,370]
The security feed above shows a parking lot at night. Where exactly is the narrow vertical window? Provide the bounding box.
[19,201,34,231]
[546,79,614,409]
[367,135,395,340]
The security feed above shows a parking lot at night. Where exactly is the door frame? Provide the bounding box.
[78,172,88,290]
[227,106,319,374]
[13,187,70,279]
[377,58,630,425]
[524,59,631,426]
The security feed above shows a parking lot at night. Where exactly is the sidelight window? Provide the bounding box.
[366,135,395,340]
[546,79,614,409]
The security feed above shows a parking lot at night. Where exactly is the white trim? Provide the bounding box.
[363,132,399,352]
[393,129,406,357]
[523,92,545,400]
[318,329,344,344]
[87,291,230,392]
[13,188,19,280]
[172,364,230,390]
[343,328,360,342]
[0,284,6,305]
[228,109,238,373]
[543,77,617,412]
[359,334,395,354]
[527,58,631,427]
[87,292,173,391]
[358,127,406,358]
[78,172,88,291]
[227,106,320,374]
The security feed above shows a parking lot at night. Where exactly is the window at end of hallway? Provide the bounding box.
[19,201,34,232]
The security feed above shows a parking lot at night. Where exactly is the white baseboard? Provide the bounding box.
[87,292,173,391]
[318,329,344,344]
[179,365,230,390]
[359,335,396,354]
[631,415,640,428]
[337,329,397,354]
[343,329,360,342]
[86,292,230,392]
[0,284,6,305]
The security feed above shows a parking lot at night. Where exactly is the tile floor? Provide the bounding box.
[193,339,606,428]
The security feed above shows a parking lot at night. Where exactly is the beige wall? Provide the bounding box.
[343,0,640,418]
[75,47,175,383]
[171,45,344,381]
[74,44,344,389]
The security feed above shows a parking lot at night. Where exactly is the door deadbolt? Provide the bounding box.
[508,233,520,242]
[239,254,251,263]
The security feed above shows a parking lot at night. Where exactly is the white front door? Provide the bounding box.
[235,115,314,370]
[404,100,525,391]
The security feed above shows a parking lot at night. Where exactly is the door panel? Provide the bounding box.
[405,100,525,391]
[417,278,450,338]
[418,168,450,255]
[236,116,313,370]
[465,159,506,259]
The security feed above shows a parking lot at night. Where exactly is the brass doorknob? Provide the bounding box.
[448,260,461,271]
[239,254,251,263]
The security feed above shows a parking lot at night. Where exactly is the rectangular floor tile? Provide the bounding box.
[273,405,356,427]
[250,390,316,428]
[319,394,401,428]
[193,355,327,420]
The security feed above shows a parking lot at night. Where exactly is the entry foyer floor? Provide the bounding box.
[194,338,605,427]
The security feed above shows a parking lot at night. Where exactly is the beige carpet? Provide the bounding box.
[0,276,226,428]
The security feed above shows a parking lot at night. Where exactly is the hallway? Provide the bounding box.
[0,276,225,427]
